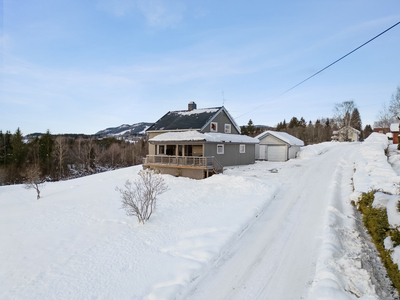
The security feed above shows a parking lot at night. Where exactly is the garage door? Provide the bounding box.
[267,146,286,161]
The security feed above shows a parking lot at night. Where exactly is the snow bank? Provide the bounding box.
[352,133,400,198]
[309,150,379,300]
[0,166,278,300]
[297,142,344,159]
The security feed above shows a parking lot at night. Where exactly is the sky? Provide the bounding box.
[1,0,400,135]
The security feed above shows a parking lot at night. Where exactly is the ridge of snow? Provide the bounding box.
[255,130,304,146]
[149,130,259,144]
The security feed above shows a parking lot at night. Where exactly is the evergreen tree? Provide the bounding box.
[247,119,255,136]
[39,130,54,175]
[282,119,287,129]
[10,128,27,169]
[298,117,306,128]
[350,108,362,131]
[363,124,373,139]
[288,117,299,129]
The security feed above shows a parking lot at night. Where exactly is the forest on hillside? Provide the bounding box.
[0,129,148,185]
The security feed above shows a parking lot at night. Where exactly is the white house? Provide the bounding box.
[255,131,304,162]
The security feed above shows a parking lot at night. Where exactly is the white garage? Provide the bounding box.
[255,131,304,162]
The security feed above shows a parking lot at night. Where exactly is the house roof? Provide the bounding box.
[390,123,399,132]
[255,131,304,146]
[149,131,259,144]
[338,126,360,134]
[146,106,240,133]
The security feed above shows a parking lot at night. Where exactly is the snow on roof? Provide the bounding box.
[390,123,399,132]
[255,131,304,146]
[176,108,220,116]
[149,131,259,144]
[338,126,360,134]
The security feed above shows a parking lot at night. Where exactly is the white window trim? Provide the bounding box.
[217,144,224,154]
[224,124,231,133]
[210,122,218,132]
[239,144,245,153]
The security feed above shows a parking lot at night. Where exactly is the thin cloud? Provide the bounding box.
[96,0,185,29]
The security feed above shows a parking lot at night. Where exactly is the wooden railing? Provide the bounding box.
[143,155,223,173]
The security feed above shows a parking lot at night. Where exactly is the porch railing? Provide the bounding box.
[143,155,223,173]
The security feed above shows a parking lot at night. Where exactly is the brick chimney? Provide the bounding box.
[188,101,197,111]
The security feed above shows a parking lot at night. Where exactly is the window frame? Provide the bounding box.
[210,122,218,132]
[239,144,245,153]
[224,124,231,133]
[217,144,224,154]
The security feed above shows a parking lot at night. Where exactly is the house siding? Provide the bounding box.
[202,110,240,134]
[204,143,255,167]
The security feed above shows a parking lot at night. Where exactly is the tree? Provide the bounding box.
[247,119,256,136]
[333,100,356,128]
[10,128,27,169]
[388,85,400,119]
[116,169,168,224]
[350,108,362,131]
[39,130,54,175]
[53,136,69,178]
[363,125,373,139]
[24,164,45,200]
[288,117,299,129]
[374,103,394,128]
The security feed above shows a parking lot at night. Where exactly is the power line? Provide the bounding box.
[235,20,400,120]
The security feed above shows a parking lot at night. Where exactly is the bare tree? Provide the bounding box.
[116,169,168,224]
[54,136,68,178]
[333,100,356,128]
[374,103,394,128]
[389,85,400,120]
[24,164,45,200]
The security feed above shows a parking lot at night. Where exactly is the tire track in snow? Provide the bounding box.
[186,144,360,300]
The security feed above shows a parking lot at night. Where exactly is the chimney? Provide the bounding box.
[188,101,197,111]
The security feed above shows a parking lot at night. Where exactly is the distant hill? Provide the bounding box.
[95,122,153,137]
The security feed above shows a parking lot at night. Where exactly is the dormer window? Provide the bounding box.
[210,122,218,132]
[224,124,231,133]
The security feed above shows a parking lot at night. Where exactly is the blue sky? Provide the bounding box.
[1,0,400,134]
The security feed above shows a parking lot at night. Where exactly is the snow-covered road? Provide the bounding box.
[187,143,359,300]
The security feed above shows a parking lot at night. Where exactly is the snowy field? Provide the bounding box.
[1,134,399,300]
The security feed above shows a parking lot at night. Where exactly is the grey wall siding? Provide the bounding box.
[289,146,301,159]
[202,110,240,134]
[204,143,255,166]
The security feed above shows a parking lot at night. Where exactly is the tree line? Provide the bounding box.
[241,100,373,144]
[0,129,148,185]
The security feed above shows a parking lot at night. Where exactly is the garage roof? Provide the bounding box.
[255,131,304,146]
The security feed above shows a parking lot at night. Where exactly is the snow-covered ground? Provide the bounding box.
[1,135,399,300]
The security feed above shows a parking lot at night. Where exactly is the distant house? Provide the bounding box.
[331,126,360,142]
[374,127,390,134]
[390,123,399,144]
[255,131,304,161]
[143,102,258,179]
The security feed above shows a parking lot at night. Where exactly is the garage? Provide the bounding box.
[255,131,304,162]
[267,145,287,161]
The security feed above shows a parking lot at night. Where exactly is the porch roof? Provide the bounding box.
[149,131,259,144]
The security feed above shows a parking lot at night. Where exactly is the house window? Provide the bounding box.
[217,144,224,154]
[166,145,176,156]
[224,124,231,133]
[158,145,165,155]
[210,122,218,132]
[239,144,245,153]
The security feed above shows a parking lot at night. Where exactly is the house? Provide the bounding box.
[374,127,390,134]
[391,123,399,144]
[331,126,360,142]
[255,131,304,161]
[143,102,259,179]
